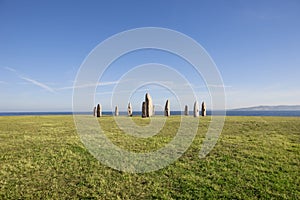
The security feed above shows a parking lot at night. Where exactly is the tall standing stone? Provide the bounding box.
[93,106,96,117]
[145,93,153,117]
[194,101,199,117]
[97,104,102,117]
[142,101,147,118]
[201,101,206,117]
[164,100,170,117]
[184,105,188,116]
[115,105,119,116]
[127,102,132,117]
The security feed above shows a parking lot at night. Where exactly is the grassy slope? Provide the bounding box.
[0,115,299,199]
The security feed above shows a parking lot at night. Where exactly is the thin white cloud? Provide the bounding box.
[4,66,119,93]
[20,76,55,93]
[95,86,203,97]
[4,66,17,72]
[0,81,7,84]
[95,91,114,95]
[58,81,118,90]
[206,84,232,88]
[186,83,231,90]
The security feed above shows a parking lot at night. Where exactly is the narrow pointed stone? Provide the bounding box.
[194,101,199,117]
[127,102,132,117]
[115,105,119,116]
[97,104,102,117]
[165,100,170,117]
[184,105,188,116]
[201,101,206,117]
[93,106,96,117]
[145,93,153,117]
[152,105,155,116]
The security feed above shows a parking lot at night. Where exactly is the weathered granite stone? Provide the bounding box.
[194,101,199,117]
[127,102,132,117]
[184,105,188,116]
[142,101,147,118]
[115,105,119,116]
[201,101,206,117]
[93,106,96,117]
[152,105,155,116]
[97,104,102,117]
[145,93,153,117]
[165,100,170,117]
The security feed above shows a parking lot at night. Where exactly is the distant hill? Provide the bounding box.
[233,105,300,111]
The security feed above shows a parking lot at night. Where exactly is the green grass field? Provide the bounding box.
[0,115,299,199]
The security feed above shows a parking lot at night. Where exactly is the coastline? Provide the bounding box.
[1,110,300,117]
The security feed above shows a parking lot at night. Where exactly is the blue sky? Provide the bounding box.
[0,0,299,112]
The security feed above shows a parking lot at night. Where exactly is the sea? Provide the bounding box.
[1,110,300,117]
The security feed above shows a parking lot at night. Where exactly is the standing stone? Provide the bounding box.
[184,105,188,116]
[193,101,199,117]
[127,102,132,117]
[152,105,155,116]
[115,105,119,116]
[93,106,96,117]
[145,93,153,117]
[97,104,102,117]
[201,101,206,117]
[164,100,170,117]
[142,101,147,118]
